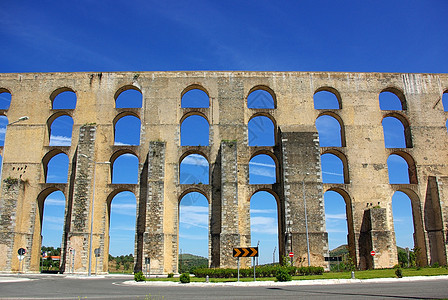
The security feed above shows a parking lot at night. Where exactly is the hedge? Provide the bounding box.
[192,265,323,278]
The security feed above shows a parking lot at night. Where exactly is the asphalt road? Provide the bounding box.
[0,275,447,299]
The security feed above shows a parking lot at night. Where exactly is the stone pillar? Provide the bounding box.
[0,178,23,272]
[142,141,167,274]
[65,125,97,274]
[278,129,329,267]
[218,141,240,268]
[359,208,396,269]
[424,176,448,266]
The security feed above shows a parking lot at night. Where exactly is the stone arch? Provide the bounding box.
[110,150,139,184]
[247,85,276,109]
[379,87,407,110]
[36,188,67,272]
[314,86,342,109]
[442,90,448,112]
[393,188,428,266]
[50,87,77,109]
[382,112,413,148]
[324,187,356,264]
[113,112,141,145]
[248,189,282,263]
[179,187,210,204]
[179,152,209,184]
[181,84,210,108]
[180,113,209,146]
[42,149,69,183]
[0,88,12,110]
[178,191,210,268]
[321,149,350,184]
[387,151,418,184]
[105,189,137,271]
[249,150,279,184]
[47,112,74,146]
[114,85,142,108]
[248,113,276,146]
[316,111,346,147]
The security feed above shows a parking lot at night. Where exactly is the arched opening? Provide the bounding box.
[314,88,341,109]
[249,154,276,184]
[0,89,11,110]
[321,152,347,184]
[382,116,408,148]
[112,152,138,184]
[44,152,69,183]
[0,115,8,146]
[178,192,209,272]
[114,114,141,145]
[250,191,279,264]
[49,115,73,146]
[379,88,406,110]
[446,120,448,134]
[180,114,209,146]
[181,88,209,108]
[248,115,275,146]
[324,190,350,270]
[247,87,276,109]
[115,87,142,108]
[387,153,417,184]
[107,191,136,273]
[180,153,209,184]
[39,190,65,272]
[443,91,448,112]
[316,114,344,147]
[51,89,77,110]
[392,191,416,267]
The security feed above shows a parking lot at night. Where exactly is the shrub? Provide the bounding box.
[167,273,174,278]
[432,262,440,268]
[395,268,403,278]
[180,273,190,283]
[276,267,292,282]
[134,271,146,282]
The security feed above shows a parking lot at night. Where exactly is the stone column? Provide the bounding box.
[279,129,329,267]
[218,141,240,268]
[65,125,97,274]
[142,141,166,274]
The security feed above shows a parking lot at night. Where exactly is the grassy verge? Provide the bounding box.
[143,267,448,282]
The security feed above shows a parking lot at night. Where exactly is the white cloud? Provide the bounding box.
[49,135,71,146]
[322,171,343,176]
[181,154,208,167]
[326,213,346,220]
[249,161,275,168]
[250,166,276,178]
[110,225,135,232]
[251,216,277,235]
[251,208,277,214]
[111,203,136,216]
[43,215,64,224]
[45,198,65,206]
[180,205,208,230]
[179,233,208,240]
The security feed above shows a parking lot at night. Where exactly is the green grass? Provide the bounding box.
[142,267,448,282]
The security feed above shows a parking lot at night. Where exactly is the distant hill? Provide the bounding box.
[329,245,349,257]
[179,253,208,273]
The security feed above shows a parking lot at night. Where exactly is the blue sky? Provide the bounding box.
[1,0,447,264]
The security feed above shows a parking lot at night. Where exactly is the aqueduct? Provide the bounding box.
[0,71,447,274]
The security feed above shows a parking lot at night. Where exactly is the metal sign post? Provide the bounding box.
[94,248,100,275]
[253,257,256,281]
[237,257,240,282]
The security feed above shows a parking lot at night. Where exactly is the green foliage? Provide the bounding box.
[178,253,208,274]
[179,273,190,283]
[432,262,440,268]
[109,254,134,273]
[276,267,292,281]
[40,246,61,272]
[192,265,323,278]
[397,247,416,268]
[167,273,174,278]
[395,267,403,278]
[134,271,146,282]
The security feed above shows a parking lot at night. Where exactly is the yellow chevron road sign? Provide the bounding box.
[233,247,258,257]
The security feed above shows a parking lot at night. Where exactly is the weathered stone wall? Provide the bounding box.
[0,71,446,274]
